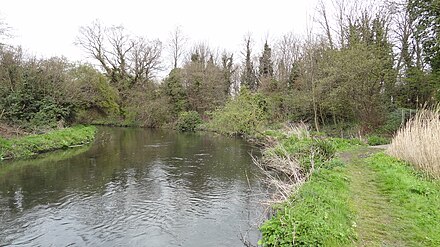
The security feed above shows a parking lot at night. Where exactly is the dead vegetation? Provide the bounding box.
[387,106,440,178]
[0,123,28,139]
[253,123,315,204]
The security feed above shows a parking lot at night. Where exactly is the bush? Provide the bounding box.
[267,134,336,174]
[176,111,202,132]
[207,88,269,136]
[327,137,364,151]
[367,135,389,146]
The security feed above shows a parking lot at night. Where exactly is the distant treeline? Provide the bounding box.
[0,0,438,135]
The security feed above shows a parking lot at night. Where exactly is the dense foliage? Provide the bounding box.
[175,111,202,132]
[0,0,438,136]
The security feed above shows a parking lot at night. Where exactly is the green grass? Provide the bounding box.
[364,153,440,246]
[260,141,440,246]
[0,125,96,160]
[259,136,360,246]
[259,159,356,246]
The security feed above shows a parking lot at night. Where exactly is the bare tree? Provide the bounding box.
[274,32,301,84]
[0,17,12,46]
[168,26,187,69]
[76,21,111,75]
[76,20,162,88]
[129,37,162,85]
[317,0,334,49]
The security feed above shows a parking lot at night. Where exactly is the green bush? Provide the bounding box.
[327,137,365,151]
[376,108,414,134]
[367,135,389,146]
[207,88,269,136]
[176,111,202,132]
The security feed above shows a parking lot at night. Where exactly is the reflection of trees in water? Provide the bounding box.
[0,127,260,213]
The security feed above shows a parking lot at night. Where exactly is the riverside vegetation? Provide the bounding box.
[1,0,440,245]
[0,125,96,160]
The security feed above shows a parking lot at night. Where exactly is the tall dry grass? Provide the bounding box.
[387,107,440,179]
[254,123,313,204]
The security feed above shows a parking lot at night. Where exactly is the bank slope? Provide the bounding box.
[0,125,96,160]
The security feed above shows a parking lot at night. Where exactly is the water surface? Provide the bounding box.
[0,127,267,246]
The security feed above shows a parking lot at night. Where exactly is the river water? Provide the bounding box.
[0,127,268,246]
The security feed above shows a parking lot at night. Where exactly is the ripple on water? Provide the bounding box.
[0,128,267,246]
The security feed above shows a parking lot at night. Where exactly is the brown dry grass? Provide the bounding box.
[254,123,313,204]
[0,123,28,139]
[387,107,440,178]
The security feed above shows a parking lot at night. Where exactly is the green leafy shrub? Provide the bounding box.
[367,135,389,146]
[176,111,202,132]
[269,136,336,172]
[207,88,269,136]
[377,108,414,134]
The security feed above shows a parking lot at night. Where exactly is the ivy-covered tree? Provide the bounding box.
[410,0,440,72]
[241,36,257,91]
[258,41,274,79]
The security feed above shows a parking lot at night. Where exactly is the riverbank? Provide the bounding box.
[258,135,440,246]
[0,125,97,160]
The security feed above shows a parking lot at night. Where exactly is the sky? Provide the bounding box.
[1,0,320,66]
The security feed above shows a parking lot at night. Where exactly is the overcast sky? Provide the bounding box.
[1,0,320,65]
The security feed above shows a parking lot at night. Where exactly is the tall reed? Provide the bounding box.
[387,107,440,179]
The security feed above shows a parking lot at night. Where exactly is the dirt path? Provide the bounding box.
[339,147,405,247]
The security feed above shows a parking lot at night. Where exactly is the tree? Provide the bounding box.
[221,52,235,96]
[0,17,11,46]
[76,21,162,89]
[168,26,187,69]
[274,32,301,88]
[163,68,188,117]
[410,0,440,72]
[182,43,228,113]
[258,41,274,79]
[240,35,257,91]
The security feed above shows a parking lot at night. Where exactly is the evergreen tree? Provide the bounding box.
[258,41,274,79]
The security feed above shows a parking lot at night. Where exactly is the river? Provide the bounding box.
[0,127,268,246]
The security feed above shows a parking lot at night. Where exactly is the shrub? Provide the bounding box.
[367,135,389,146]
[176,111,202,132]
[207,88,269,136]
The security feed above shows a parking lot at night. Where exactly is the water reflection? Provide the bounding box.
[0,127,267,246]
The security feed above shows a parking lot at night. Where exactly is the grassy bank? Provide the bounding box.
[258,130,361,246]
[0,125,96,160]
[259,141,440,246]
[364,153,440,246]
[259,159,356,246]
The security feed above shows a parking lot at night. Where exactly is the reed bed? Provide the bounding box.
[387,107,440,179]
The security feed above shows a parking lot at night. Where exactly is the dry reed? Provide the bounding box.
[387,107,440,179]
